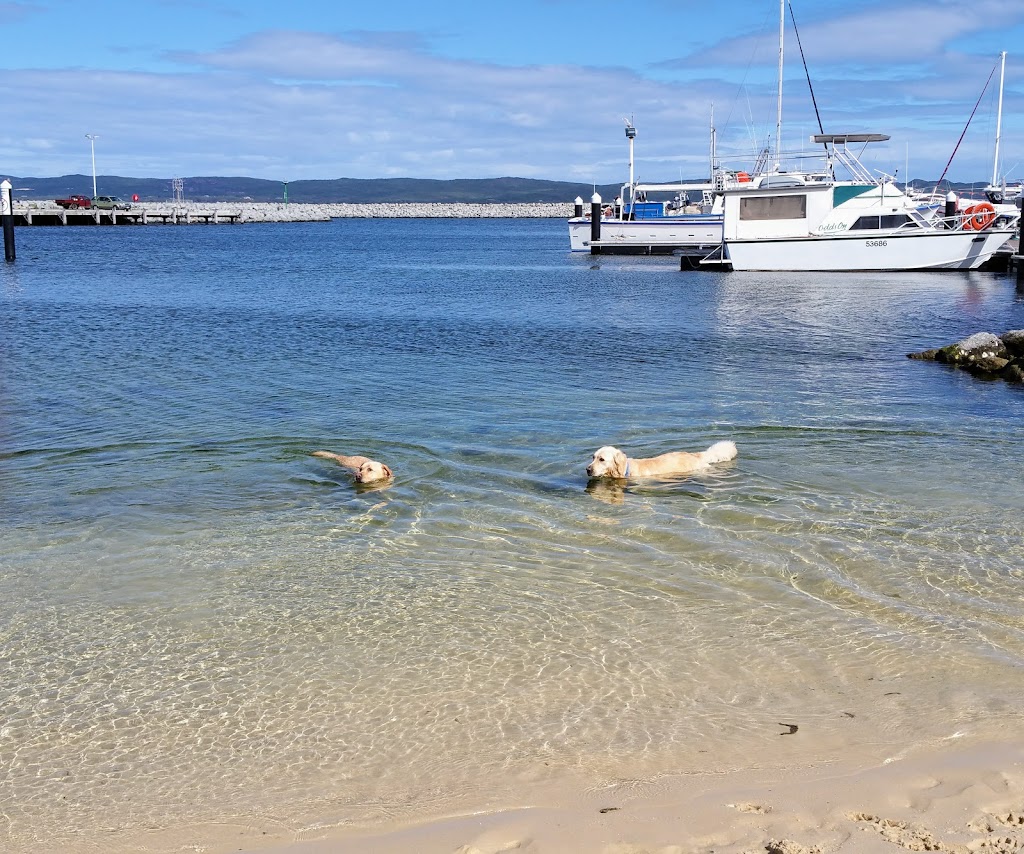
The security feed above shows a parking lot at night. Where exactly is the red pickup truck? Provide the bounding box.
[54,195,93,209]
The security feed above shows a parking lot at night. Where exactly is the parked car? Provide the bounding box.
[93,196,132,210]
[54,194,93,209]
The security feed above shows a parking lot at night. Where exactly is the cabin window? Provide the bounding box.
[739,195,806,220]
[850,214,913,230]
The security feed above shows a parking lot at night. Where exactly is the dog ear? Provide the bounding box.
[382,464,393,479]
[613,449,628,478]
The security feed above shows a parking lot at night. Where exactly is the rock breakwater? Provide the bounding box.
[908,330,1024,383]
[21,201,573,222]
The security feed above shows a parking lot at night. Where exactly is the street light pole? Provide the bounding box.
[85,134,98,198]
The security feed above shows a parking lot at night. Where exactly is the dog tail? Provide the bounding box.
[700,440,738,465]
[312,450,341,461]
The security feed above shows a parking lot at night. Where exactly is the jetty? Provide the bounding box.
[16,206,242,225]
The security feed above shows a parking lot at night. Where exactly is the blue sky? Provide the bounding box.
[2,0,1023,185]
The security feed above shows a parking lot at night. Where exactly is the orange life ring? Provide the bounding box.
[962,201,997,231]
[736,171,752,183]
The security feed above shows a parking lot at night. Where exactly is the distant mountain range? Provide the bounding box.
[7,174,1002,204]
[11,175,624,204]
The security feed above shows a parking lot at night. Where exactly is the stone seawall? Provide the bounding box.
[232,202,572,221]
[19,201,573,223]
[276,201,573,219]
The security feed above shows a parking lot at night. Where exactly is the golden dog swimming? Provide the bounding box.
[587,441,737,479]
[312,451,393,483]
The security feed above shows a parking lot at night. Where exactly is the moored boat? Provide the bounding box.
[568,118,733,254]
[714,134,1018,272]
[567,191,724,255]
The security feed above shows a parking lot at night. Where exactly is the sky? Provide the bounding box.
[2,0,1023,187]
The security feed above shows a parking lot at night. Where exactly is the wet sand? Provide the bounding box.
[226,738,1024,854]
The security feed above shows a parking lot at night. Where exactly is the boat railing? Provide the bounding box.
[717,136,885,186]
[923,211,1018,232]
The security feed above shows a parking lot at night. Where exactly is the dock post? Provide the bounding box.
[944,192,958,228]
[590,193,602,255]
[1,179,14,262]
[573,196,583,218]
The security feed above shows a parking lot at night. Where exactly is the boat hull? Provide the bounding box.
[568,216,723,254]
[723,228,1015,272]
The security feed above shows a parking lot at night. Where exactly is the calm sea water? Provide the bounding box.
[2,219,1024,851]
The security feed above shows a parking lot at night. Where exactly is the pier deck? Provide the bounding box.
[13,206,243,226]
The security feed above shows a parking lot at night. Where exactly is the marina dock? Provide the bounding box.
[14,206,242,226]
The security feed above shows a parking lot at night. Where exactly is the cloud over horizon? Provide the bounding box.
[2,0,1022,185]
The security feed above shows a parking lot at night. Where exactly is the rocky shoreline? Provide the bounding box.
[908,330,1024,383]
[19,201,573,222]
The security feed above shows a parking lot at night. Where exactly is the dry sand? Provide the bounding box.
[218,738,1024,854]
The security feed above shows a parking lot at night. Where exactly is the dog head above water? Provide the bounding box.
[587,446,628,479]
[355,460,393,483]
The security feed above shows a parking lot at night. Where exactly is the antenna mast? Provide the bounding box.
[624,117,636,198]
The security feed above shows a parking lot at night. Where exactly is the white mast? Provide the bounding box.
[991,51,1006,187]
[775,0,784,170]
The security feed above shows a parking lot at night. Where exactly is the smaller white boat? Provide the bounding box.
[568,187,725,254]
[568,118,734,254]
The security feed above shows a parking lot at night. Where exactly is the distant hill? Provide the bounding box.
[8,174,1001,204]
[11,175,626,204]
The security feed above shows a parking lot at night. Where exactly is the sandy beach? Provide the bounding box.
[225,739,1023,854]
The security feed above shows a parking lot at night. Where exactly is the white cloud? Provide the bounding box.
[4,16,1021,183]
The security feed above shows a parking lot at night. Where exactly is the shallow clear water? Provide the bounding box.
[2,219,1024,850]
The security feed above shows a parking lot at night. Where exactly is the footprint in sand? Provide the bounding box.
[731,802,772,814]
[765,840,822,854]
[969,808,1024,852]
[846,812,945,851]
